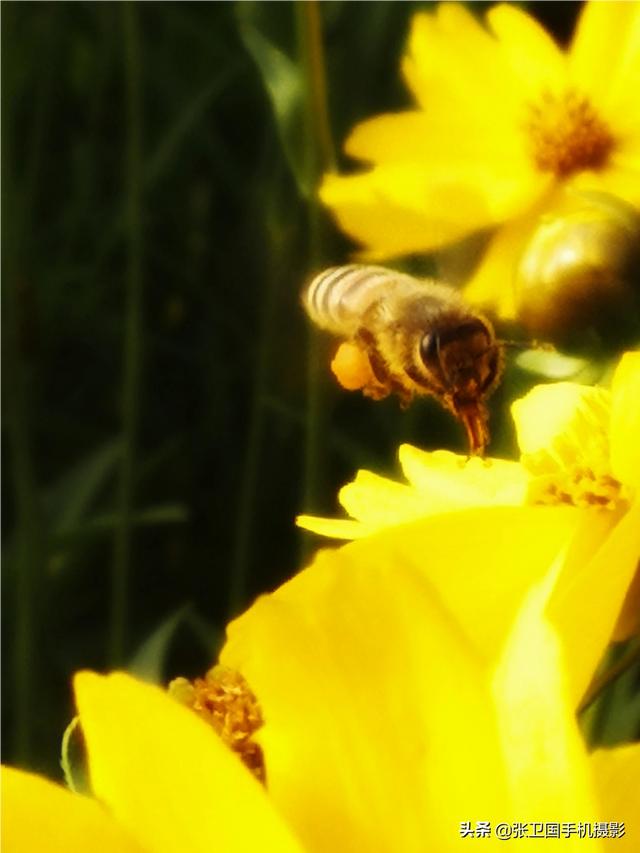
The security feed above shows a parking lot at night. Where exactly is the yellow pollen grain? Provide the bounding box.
[168,665,266,784]
[525,89,615,178]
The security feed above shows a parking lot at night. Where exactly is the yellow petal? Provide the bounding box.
[610,351,640,491]
[590,744,640,849]
[570,0,640,113]
[338,469,441,527]
[492,565,600,827]
[511,381,610,470]
[487,3,567,97]
[221,529,510,852]
[297,447,534,541]
[1,766,143,853]
[344,111,441,164]
[384,507,579,660]
[319,166,494,258]
[325,448,528,532]
[463,189,552,317]
[295,515,372,539]
[74,672,303,853]
[322,161,546,264]
[548,499,640,705]
[257,505,576,670]
[345,99,522,169]
[398,445,529,508]
[405,5,519,123]
[342,99,540,220]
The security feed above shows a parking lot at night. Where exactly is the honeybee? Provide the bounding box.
[303,265,504,455]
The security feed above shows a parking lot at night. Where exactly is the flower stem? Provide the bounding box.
[296,0,336,536]
[110,3,143,665]
[296,1,336,178]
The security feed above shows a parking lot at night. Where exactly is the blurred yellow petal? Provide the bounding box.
[463,207,543,317]
[400,11,437,108]
[570,1,640,112]
[465,184,580,322]
[1,766,143,853]
[344,111,439,164]
[405,4,519,121]
[488,3,566,96]
[591,744,640,850]
[319,167,494,258]
[221,530,511,852]
[610,351,640,491]
[345,107,524,170]
[74,672,303,853]
[492,565,599,826]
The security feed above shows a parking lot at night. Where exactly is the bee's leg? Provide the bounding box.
[354,328,393,400]
[455,402,489,457]
[355,327,415,407]
[395,386,414,409]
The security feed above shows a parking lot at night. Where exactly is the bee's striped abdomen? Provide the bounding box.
[303,265,417,336]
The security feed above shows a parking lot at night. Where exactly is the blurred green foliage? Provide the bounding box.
[4,0,635,783]
[2,0,429,777]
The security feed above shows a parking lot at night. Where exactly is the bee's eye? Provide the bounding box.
[419,332,439,367]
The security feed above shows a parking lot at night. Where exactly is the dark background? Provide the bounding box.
[2,1,582,777]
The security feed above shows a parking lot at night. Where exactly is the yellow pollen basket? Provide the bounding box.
[525,89,615,177]
[169,665,266,784]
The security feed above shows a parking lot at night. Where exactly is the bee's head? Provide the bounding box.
[419,318,502,404]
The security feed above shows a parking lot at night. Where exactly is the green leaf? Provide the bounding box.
[145,66,241,188]
[46,504,188,577]
[128,605,190,684]
[44,439,121,536]
[236,3,308,195]
[51,504,188,548]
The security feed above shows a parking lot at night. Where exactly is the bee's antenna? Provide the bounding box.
[497,339,555,352]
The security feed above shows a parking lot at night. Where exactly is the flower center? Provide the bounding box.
[169,665,266,783]
[526,460,623,509]
[525,90,615,177]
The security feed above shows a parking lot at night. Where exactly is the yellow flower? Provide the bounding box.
[5,534,640,851]
[3,672,304,853]
[220,528,640,851]
[320,2,640,316]
[298,352,640,699]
